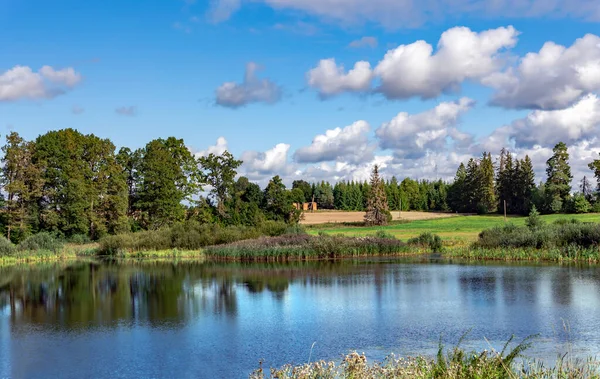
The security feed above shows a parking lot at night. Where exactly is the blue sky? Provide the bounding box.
[2,0,600,185]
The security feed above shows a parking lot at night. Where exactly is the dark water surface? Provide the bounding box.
[1,258,600,378]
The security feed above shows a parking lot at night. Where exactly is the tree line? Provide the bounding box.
[1,129,600,243]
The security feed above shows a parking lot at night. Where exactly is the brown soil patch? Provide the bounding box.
[300,211,457,225]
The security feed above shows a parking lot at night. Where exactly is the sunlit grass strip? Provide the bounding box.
[444,246,600,263]
[113,249,205,259]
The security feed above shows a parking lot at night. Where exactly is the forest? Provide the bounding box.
[1,129,600,244]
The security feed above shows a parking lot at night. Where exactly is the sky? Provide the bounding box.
[1,0,600,187]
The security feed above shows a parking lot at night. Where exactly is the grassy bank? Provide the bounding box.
[309,213,600,242]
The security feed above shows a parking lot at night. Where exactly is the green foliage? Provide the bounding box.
[525,206,544,230]
[18,232,63,252]
[198,150,242,219]
[136,137,201,229]
[364,165,389,226]
[569,193,591,214]
[0,236,16,256]
[408,232,443,252]
[97,220,292,255]
[476,222,600,251]
[68,234,92,244]
[374,230,396,240]
[545,142,572,212]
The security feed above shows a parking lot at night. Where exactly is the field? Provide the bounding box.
[300,210,456,225]
[308,212,600,242]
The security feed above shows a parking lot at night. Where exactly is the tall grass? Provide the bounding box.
[250,335,600,379]
[205,234,410,262]
[97,220,293,256]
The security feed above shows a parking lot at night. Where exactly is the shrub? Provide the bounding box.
[374,230,396,240]
[18,232,63,252]
[0,236,16,256]
[408,232,443,252]
[68,234,91,245]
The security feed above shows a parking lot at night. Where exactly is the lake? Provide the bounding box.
[1,258,599,378]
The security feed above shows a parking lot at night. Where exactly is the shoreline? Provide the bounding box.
[2,241,599,267]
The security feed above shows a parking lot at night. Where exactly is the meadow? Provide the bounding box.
[307,213,600,243]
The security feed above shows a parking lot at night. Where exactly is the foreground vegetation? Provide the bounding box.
[251,336,600,379]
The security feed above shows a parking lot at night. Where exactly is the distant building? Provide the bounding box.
[293,202,317,211]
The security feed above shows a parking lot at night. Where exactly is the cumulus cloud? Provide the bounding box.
[349,36,378,48]
[306,26,517,100]
[193,137,229,158]
[484,33,600,110]
[240,143,294,180]
[0,65,82,102]
[307,59,373,98]
[375,97,475,157]
[476,95,600,150]
[115,106,138,116]
[207,0,600,29]
[294,120,375,164]
[374,26,518,99]
[216,62,282,108]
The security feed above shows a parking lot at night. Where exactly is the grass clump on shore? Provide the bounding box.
[204,233,409,261]
[97,220,293,256]
[408,232,443,253]
[250,335,600,379]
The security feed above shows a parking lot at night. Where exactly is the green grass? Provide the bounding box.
[309,213,600,243]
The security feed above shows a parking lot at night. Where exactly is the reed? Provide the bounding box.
[250,336,600,379]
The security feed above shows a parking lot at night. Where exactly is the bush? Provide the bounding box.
[374,230,396,240]
[475,221,600,251]
[97,220,292,255]
[18,232,63,252]
[0,236,16,256]
[408,232,443,252]
[68,234,91,245]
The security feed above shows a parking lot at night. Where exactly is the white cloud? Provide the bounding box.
[0,65,82,102]
[294,120,375,164]
[240,143,293,180]
[374,26,518,99]
[349,36,378,48]
[115,106,137,116]
[307,59,373,98]
[375,97,475,157]
[484,33,600,109]
[477,95,600,149]
[207,0,600,29]
[194,137,229,158]
[216,62,282,108]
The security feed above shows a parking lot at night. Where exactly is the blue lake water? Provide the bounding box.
[1,259,599,378]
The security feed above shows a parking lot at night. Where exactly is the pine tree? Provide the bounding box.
[364,165,389,226]
[580,176,594,203]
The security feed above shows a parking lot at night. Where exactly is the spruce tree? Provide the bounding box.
[478,152,497,214]
[545,142,572,213]
[364,165,389,226]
